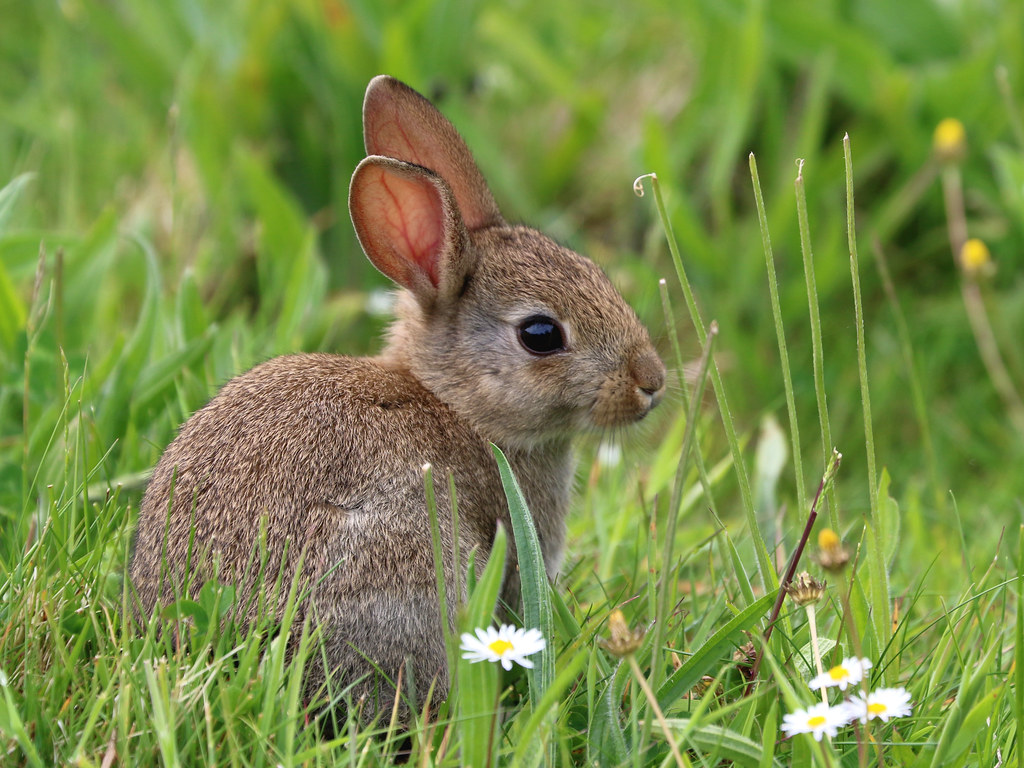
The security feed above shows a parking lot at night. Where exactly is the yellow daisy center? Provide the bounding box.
[867,702,887,715]
[488,639,514,656]
[828,666,850,680]
[807,715,827,727]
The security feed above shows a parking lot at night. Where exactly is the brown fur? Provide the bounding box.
[130,76,665,715]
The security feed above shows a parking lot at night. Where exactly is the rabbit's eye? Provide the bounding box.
[517,315,565,355]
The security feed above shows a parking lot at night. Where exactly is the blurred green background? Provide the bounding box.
[3,0,1024,558]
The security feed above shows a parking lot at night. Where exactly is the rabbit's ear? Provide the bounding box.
[362,75,504,232]
[350,156,472,308]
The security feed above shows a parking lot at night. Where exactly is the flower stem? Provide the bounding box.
[940,165,1024,434]
[805,604,827,706]
[627,654,686,767]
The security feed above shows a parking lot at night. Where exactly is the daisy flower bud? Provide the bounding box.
[599,610,645,658]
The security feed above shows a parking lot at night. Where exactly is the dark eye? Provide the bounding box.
[517,315,565,355]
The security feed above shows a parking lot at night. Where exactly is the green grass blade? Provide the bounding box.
[0,173,35,354]
[0,172,35,230]
[924,642,998,768]
[0,668,45,768]
[142,660,179,768]
[659,279,722,524]
[863,471,897,665]
[510,649,590,766]
[457,523,507,768]
[663,718,784,768]
[1017,525,1024,768]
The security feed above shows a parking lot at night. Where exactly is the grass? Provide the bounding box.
[3,0,1024,764]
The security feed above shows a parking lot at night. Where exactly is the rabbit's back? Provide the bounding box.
[130,353,505,617]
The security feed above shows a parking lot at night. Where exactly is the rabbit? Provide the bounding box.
[129,75,666,717]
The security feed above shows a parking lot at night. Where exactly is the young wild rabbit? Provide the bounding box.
[130,75,666,716]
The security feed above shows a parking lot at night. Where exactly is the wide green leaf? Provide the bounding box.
[491,443,557,765]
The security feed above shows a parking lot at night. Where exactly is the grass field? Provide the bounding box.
[3,0,1024,765]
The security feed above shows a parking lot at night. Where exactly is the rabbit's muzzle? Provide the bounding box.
[590,348,666,427]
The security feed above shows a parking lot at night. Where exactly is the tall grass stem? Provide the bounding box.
[843,135,878,519]
[749,153,808,518]
[645,317,716,744]
[794,161,839,531]
[634,173,774,591]
[658,279,722,523]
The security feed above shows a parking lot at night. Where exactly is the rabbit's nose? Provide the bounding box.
[631,349,666,407]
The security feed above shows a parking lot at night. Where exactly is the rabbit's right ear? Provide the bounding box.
[363,76,504,232]
[350,155,472,309]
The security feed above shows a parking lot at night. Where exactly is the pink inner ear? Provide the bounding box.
[371,112,428,168]
[366,169,444,287]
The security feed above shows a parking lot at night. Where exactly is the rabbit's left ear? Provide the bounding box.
[362,75,504,232]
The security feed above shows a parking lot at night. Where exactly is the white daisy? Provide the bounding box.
[781,701,852,741]
[460,625,546,671]
[846,687,913,723]
[808,656,873,691]
[597,442,622,467]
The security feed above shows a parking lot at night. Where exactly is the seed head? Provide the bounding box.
[787,571,826,607]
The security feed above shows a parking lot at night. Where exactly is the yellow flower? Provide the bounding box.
[959,238,994,277]
[816,528,851,572]
[933,118,967,163]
